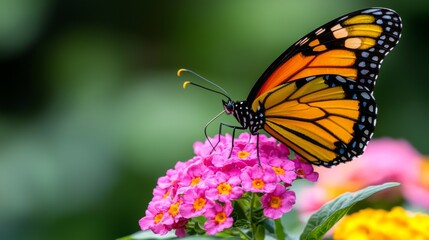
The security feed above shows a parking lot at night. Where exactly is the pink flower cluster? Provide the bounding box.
[139,133,318,237]
[298,138,429,215]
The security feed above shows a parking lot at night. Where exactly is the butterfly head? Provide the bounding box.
[222,99,235,115]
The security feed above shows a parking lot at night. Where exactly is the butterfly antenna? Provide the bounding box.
[177,68,231,100]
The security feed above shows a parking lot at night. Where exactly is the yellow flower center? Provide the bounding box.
[168,202,180,217]
[214,212,227,224]
[191,177,201,186]
[217,182,232,195]
[269,196,282,209]
[237,151,250,159]
[272,166,285,175]
[154,212,164,223]
[193,197,206,211]
[252,179,265,189]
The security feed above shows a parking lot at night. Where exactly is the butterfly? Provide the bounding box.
[178,7,402,167]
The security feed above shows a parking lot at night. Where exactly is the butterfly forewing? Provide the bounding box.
[256,75,376,167]
[247,7,402,102]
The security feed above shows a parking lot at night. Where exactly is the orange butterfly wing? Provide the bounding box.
[246,8,401,166]
[247,8,402,102]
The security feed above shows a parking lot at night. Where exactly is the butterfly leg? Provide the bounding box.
[256,132,260,165]
[207,122,224,154]
[204,110,227,151]
[228,124,247,158]
[229,127,261,164]
[204,123,216,150]
[241,131,261,164]
[210,122,246,157]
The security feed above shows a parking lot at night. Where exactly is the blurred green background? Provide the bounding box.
[1,1,428,239]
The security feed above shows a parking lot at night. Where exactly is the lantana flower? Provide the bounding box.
[180,187,213,219]
[261,184,296,219]
[265,156,297,185]
[139,201,172,235]
[203,201,234,235]
[240,165,278,193]
[139,133,318,237]
[205,171,243,202]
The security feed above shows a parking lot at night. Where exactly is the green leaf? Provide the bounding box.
[255,224,266,240]
[300,182,399,240]
[274,219,286,240]
[262,219,275,234]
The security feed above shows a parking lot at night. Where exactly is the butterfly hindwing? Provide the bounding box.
[253,75,376,167]
[247,7,402,101]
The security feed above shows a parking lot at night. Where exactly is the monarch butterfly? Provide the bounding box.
[178,7,402,167]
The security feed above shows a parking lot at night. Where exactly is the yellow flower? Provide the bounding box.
[333,207,429,240]
[237,151,250,159]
